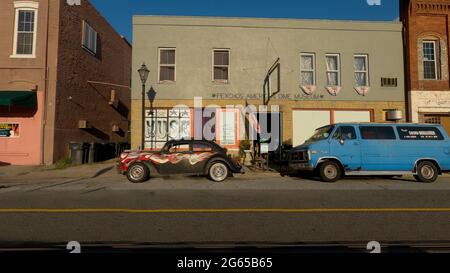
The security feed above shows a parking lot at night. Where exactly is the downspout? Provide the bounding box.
[401,0,412,122]
[40,0,50,165]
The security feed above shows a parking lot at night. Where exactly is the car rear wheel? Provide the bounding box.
[126,162,150,183]
[318,161,341,183]
[208,162,229,182]
[415,161,438,183]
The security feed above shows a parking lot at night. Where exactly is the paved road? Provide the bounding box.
[0,171,450,246]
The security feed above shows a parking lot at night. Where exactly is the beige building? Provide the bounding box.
[132,16,405,151]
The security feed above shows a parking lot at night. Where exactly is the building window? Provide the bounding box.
[82,21,97,54]
[12,2,39,58]
[326,54,340,86]
[213,49,230,83]
[423,41,439,80]
[354,54,369,86]
[419,113,450,125]
[159,48,176,82]
[217,109,239,146]
[300,53,315,85]
[145,108,191,149]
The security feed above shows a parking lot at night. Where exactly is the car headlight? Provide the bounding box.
[120,153,128,160]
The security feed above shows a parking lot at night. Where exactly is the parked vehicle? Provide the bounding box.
[118,140,243,183]
[288,123,450,183]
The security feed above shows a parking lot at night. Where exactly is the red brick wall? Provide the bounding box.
[53,0,131,161]
[403,0,450,91]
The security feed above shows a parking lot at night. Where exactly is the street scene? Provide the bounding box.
[1,0,450,258]
[1,162,450,247]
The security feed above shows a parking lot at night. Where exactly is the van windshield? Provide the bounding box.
[306,125,334,143]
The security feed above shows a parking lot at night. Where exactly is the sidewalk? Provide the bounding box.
[0,160,117,184]
[0,161,281,185]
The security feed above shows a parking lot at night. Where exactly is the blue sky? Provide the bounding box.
[90,0,399,42]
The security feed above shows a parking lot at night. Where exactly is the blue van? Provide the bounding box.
[288,123,450,183]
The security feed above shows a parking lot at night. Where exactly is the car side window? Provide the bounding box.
[192,143,213,152]
[360,126,396,140]
[168,143,190,153]
[334,126,357,140]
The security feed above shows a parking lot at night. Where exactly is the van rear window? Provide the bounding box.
[360,126,396,140]
[397,127,444,140]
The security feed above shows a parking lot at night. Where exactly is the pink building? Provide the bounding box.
[0,0,131,165]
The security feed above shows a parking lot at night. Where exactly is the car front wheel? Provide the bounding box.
[208,162,229,182]
[318,161,341,183]
[126,162,150,183]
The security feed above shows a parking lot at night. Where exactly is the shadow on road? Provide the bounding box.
[287,174,420,184]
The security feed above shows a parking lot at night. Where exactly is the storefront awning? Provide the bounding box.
[0,91,37,107]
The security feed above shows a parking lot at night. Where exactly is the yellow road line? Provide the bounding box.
[0,208,450,213]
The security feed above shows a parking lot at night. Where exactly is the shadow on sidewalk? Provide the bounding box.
[91,166,114,178]
[0,161,11,167]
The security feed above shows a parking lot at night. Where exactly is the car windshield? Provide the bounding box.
[306,125,334,143]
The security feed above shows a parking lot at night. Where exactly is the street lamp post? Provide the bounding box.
[138,63,150,150]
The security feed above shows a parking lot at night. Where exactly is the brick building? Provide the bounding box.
[0,0,131,165]
[401,0,450,133]
[132,16,405,151]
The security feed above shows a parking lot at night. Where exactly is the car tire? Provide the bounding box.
[208,162,229,182]
[318,161,341,183]
[126,162,150,183]
[415,161,438,183]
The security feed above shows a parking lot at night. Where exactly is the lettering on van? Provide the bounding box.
[397,127,444,140]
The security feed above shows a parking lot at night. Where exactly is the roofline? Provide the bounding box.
[133,14,400,25]
[132,15,402,32]
[87,0,132,48]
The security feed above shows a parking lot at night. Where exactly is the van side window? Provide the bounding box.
[333,126,356,140]
[397,127,444,140]
[360,126,396,140]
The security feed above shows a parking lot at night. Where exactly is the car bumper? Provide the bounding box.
[289,162,314,171]
[116,162,125,175]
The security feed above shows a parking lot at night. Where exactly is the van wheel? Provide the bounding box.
[318,161,341,183]
[126,162,150,183]
[208,162,229,182]
[415,161,438,183]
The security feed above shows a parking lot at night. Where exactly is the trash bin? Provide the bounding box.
[88,142,95,164]
[93,143,102,163]
[82,143,91,164]
[69,142,83,165]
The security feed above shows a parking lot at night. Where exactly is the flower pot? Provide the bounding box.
[244,150,252,166]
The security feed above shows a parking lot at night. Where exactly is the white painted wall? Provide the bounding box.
[293,110,330,146]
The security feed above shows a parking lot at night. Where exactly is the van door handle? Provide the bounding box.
[353,142,360,146]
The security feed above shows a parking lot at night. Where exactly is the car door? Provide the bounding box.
[157,142,192,174]
[330,126,362,172]
[359,126,397,171]
[189,142,216,174]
